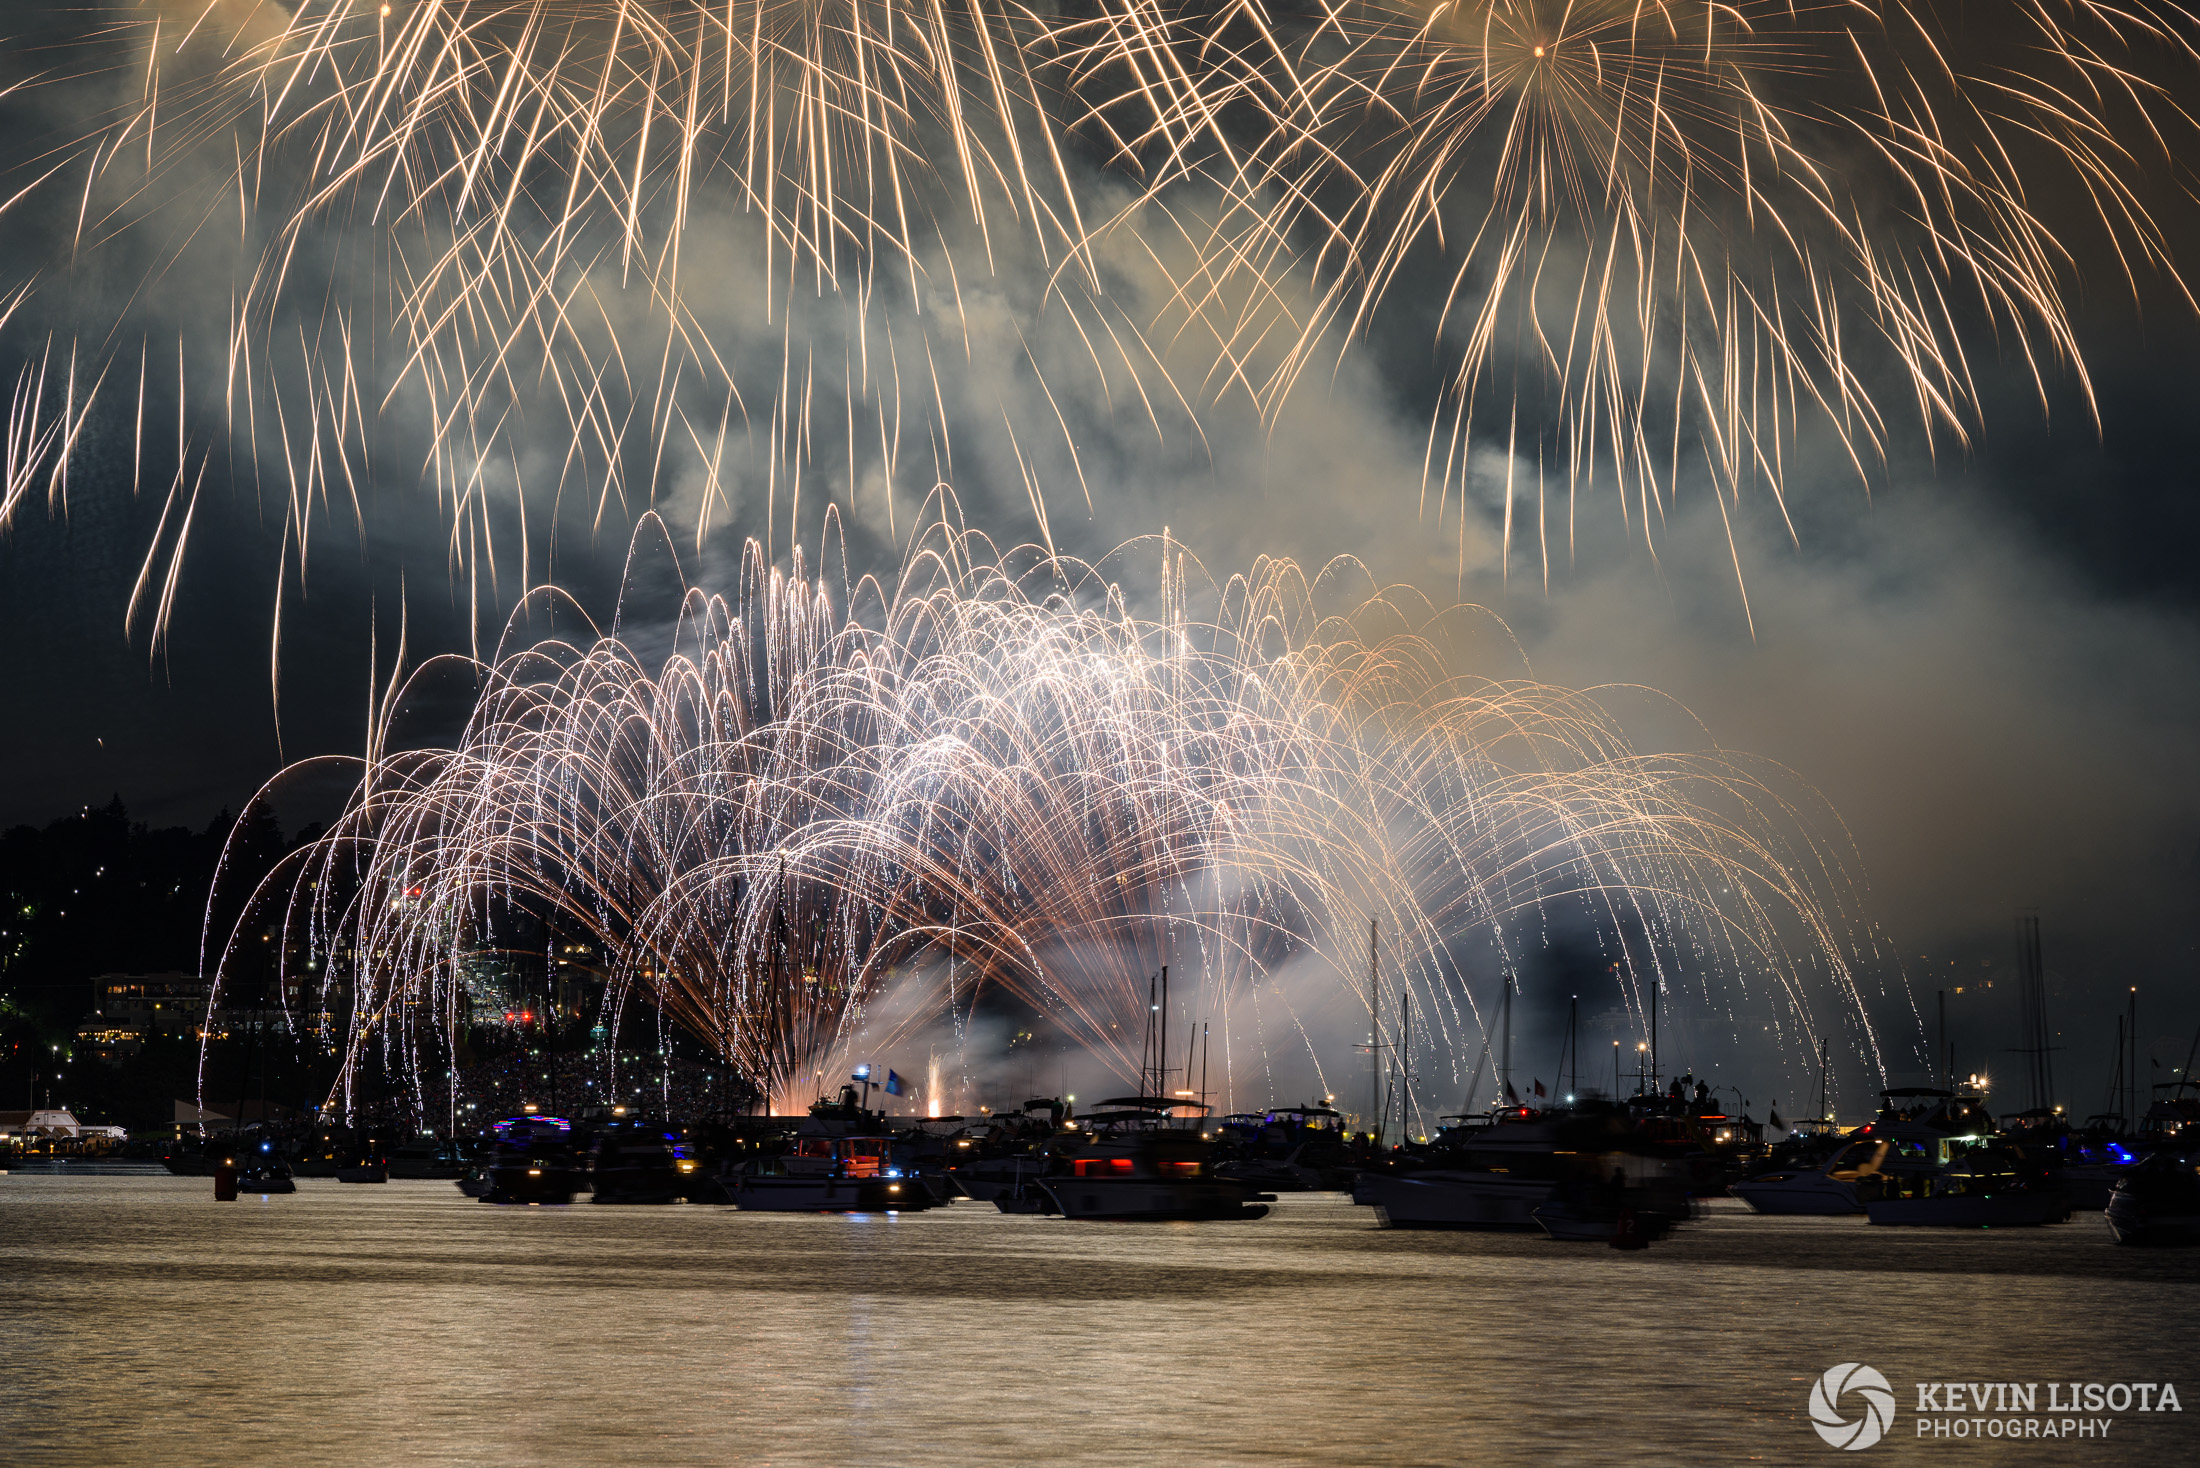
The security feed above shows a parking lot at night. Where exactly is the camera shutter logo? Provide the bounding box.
[1810,1363,1897,1450]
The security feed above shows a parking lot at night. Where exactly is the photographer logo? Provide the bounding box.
[1811,1363,1897,1450]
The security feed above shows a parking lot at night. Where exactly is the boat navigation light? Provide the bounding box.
[527,1168,542,1177]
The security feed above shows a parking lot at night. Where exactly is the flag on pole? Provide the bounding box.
[884,1069,906,1096]
[1533,1078,1546,1098]
[1769,1105,1786,1130]
[1504,1080,1519,1103]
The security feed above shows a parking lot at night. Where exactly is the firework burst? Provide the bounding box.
[3,1,2192,620]
[1115,0,2200,595]
[214,510,1890,1120]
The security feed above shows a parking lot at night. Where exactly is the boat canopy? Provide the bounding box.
[1090,1096,1212,1112]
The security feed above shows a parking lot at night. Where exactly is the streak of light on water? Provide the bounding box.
[2,1178,2196,1465]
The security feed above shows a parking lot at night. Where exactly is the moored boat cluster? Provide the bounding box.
[141,1077,2200,1247]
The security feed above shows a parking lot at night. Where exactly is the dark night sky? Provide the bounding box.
[3,4,2198,1117]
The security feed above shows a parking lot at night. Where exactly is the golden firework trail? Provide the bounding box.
[1123,0,2200,598]
[0,0,2191,629]
[209,511,1890,1120]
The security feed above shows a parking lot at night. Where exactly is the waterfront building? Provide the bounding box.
[0,1108,82,1141]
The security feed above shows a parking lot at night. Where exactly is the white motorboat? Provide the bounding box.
[1358,1169,1553,1230]
[1354,1109,1567,1230]
[1732,1140,1879,1215]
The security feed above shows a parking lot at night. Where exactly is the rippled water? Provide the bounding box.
[3,1175,2197,1465]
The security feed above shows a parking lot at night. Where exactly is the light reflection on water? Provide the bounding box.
[3,1177,2197,1465]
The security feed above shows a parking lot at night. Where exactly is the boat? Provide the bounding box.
[1732,1148,1873,1215]
[1531,1163,1694,1243]
[236,1159,297,1194]
[159,1147,221,1177]
[589,1121,686,1204]
[948,1151,1050,1207]
[1036,1099,1268,1222]
[455,1165,492,1199]
[1735,1089,1994,1216]
[992,1178,1058,1214]
[2105,1155,2200,1247]
[1352,1107,1567,1230]
[480,1142,588,1204]
[1864,1146,2071,1227]
[387,1141,471,1180]
[724,1132,932,1212]
[1213,1106,1353,1192]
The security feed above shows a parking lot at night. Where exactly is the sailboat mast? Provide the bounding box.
[1568,995,1579,1101]
[1819,1035,1830,1121]
[2130,987,2139,1132]
[1144,971,1157,1098]
[1160,965,1169,1101]
[1500,977,1512,1106]
[1368,917,1380,1145]
[1199,1022,1210,1115]
[1401,986,1412,1139]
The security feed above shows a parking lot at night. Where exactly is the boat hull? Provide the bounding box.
[729,1176,929,1212]
[2094,1214,2200,1250]
[950,1158,1047,1203]
[590,1166,684,1204]
[1212,1159,1323,1192]
[1731,1174,1864,1216]
[2105,1196,2200,1246]
[1358,1170,1552,1231]
[992,1181,1058,1215]
[482,1166,585,1204]
[1039,1177,1266,1221]
[1866,1193,2068,1227]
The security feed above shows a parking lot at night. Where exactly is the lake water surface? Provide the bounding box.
[3,1175,2197,1465]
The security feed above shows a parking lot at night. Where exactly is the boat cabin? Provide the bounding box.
[781,1135,899,1178]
